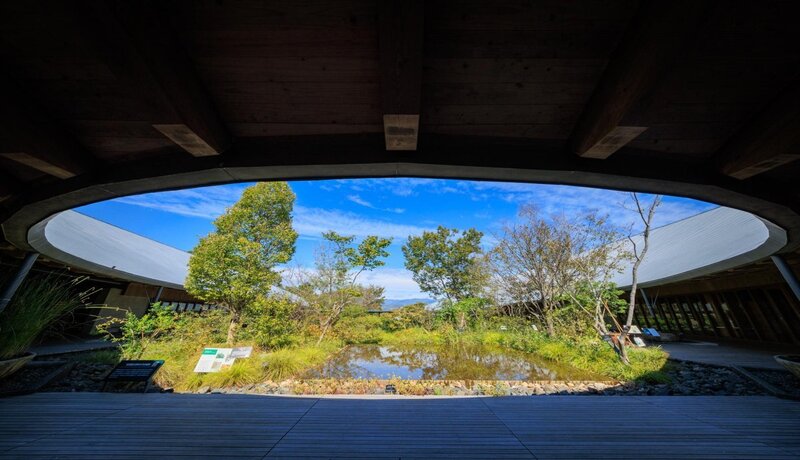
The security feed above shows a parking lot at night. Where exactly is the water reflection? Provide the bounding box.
[301,343,598,381]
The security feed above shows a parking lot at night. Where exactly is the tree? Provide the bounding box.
[618,193,661,364]
[489,205,623,336]
[288,231,391,343]
[185,182,298,344]
[354,285,385,311]
[402,226,484,302]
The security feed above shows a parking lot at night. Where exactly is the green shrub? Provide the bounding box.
[334,314,384,344]
[497,331,669,382]
[382,303,435,331]
[242,296,297,349]
[0,275,90,360]
[436,297,490,330]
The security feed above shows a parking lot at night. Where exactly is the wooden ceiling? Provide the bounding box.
[1,0,800,250]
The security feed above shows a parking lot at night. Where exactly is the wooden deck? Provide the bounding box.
[1,393,799,459]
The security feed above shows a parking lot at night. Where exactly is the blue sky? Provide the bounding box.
[77,179,716,299]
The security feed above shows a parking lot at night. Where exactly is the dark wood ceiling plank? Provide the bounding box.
[379,0,424,151]
[77,1,230,157]
[717,83,800,179]
[0,170,22,201]
[569,0,714,159]
[0,77,91,179]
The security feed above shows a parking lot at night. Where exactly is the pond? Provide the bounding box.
[301,343,600,381]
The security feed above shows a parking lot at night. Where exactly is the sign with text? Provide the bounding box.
[106,360,164,382]
[193,348,234,373]
[230,346,253,359]
[193,346,253,373]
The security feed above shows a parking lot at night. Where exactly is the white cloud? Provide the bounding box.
[447,181,715,234]
[347,193,406,214]
[113,184,248,219]
[358,268,424,299]
[347,194,373,208]
[293,205,432,240]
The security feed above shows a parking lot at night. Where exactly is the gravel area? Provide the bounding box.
[0,361,71,396]
[744,368,800,398]
[7,354,778,397]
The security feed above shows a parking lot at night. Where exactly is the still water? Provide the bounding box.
[301,343,599,381]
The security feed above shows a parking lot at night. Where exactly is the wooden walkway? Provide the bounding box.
[1,393,799,459]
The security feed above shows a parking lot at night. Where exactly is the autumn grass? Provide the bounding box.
[496,331,669,382]
[261,341,340,381]
[375,326,669,383]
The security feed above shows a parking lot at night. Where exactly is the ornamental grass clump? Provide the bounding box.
[0,274,91,361]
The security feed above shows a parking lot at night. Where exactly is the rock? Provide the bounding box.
[197,386,210,394]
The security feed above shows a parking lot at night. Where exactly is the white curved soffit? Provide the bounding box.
[28,206,786,292]
[611,206,786,289]
[28,210,189,290]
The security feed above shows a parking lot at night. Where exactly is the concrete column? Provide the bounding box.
[154,286,164,303]
[772,255,800,301]
[640,288,655,317]
[0,252,39,314]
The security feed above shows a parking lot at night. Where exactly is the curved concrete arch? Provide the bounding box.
[26,204,786,292]
[2,146,799,254]
[28,210,189,289]
[611,207,786,289]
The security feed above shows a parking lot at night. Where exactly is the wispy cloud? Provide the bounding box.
[294,206,430,240]
[347,194,373,208]
[347,193,406,214]
[114,184,249,219]
[447,181,715,234]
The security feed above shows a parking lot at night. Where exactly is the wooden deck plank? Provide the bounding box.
[1,393,799,458]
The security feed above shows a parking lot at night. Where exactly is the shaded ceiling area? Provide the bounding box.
[1,0,799,251]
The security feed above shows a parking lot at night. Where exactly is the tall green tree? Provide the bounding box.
[185,182,298,344]
[402,226,484,302]
[288,231,391,343]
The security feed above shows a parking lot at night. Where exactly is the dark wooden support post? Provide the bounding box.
[717,85,800,179]
[0,252,38,314]
[78,1,230,157]
[378,0,424,151]
[773,255,800,302]
[569,0,712,158]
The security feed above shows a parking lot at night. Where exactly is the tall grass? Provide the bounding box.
[0,275,91,360]
[261,343,338,380]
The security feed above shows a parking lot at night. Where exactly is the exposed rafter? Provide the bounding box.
[717,83,800,179]
[0,78,91,179]
[569,0,713,159]
[78,1,230,157]
[378,0,424,151]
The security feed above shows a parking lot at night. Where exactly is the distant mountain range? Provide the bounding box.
[381,298,436,310]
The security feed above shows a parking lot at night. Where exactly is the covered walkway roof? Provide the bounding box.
[0,0,799,253]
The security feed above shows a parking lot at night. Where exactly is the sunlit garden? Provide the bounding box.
[0,181,767,397]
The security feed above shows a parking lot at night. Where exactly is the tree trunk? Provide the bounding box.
[317,321,331,345]
[226,308,241,344]
[618,193,660,365]
[544,311,555,337]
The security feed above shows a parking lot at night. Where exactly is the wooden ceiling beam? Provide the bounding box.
[379,0,424,151]
[79,1,230,157]
[569,0,713,159]
[717,83,800,180]
[0,78,91,179]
